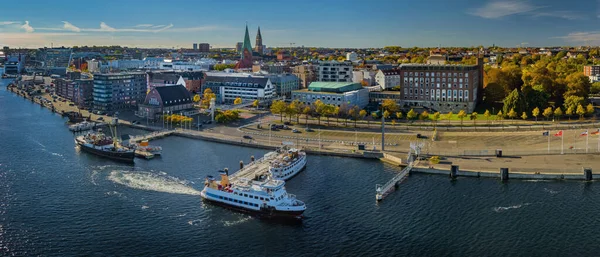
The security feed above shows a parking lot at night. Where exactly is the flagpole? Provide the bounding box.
[561,131,564,155]
[586,130,589,153]
[547,133,550,153]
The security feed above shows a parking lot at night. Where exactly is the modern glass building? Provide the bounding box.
[93,72,147,113]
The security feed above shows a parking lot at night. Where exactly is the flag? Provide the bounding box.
[591,129,600,135]
[542,131,549,136]
[554,130,563,137]
[580,130,588,136]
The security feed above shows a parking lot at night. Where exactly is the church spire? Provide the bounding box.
[241,24,253,58]
[255,26,263,55]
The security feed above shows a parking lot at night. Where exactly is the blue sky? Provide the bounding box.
[0,0,599,48]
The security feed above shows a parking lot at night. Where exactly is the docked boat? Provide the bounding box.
[268,148,307,181]
[68,121,96,132]
[201,169,306,219]
[74,118,134,163]
[134,140,162,156]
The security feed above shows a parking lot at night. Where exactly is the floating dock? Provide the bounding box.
[135,149,154,159]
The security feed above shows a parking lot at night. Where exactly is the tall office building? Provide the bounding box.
[93,72,147,113]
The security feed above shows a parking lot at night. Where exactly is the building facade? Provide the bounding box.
[93,72,147,113]
[37,47,73,76]
[137,85,194,120]
[55,78,93,108]
[193,43,198,50]
[292,64,317,88]
[291,82,369,108]
[202,75,275,104]
[199,43,210,52]
[264,73,299,98]
[318,61,352,82]
[584,65,600,76]
[4,55,24,74]
[375,69,401,90]
[346,52,358,62]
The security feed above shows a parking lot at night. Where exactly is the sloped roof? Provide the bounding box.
[154,85,192,107]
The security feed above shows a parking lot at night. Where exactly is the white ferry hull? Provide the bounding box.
[201,189,305,219]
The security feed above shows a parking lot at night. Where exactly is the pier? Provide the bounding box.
[130,130,175,143]
[228,152,277,182]
[375,143,422,201]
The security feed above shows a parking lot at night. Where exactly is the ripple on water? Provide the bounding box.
[106,170,201,196]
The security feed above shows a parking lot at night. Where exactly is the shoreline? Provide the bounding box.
[5,84,597,181]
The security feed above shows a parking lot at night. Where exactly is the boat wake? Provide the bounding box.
[544,188,559,194]
[493,203,531,213]
[223,216,253,227]
[107,170,202,196]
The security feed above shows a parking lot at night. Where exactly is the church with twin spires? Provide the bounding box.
[234,24,264,70]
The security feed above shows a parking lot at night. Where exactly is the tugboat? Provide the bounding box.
[201,169,306,219]
[74,118,135,163]
[268,147,307,181]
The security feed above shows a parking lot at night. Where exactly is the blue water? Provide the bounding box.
[1,79,600,256]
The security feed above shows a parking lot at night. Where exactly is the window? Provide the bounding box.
[409,89,413,94]
[465,78,469,82]
[442,78,446,83]
[437,83,440,88]
[465,90,469,100]
[420,89,423,95]
[459,90,463,97]
[465,73,469,78]
[426,72,429,77]
[459,84,463,89]
[420,72,424,77]
[442,73,446,77]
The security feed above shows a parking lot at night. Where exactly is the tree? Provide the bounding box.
[508,108,517,120]
[564,72,591,99]
[407,109,417,121]
[497,110,504,127]
[381,99,399,113]
[591,82,600,94]
[532,107,540,122]
[339,103,350,126]
[457,110,467,126]
[565,106,573,121]
[201,88,216,109]
[432,112,441,128]
[392,119,396,128]
[564,95,585,112]
[419,110,429,121]
[395,111,403,120]
[252,99,259,110]
[483,82,506,105]
[349,106,361,127]
[270,100,287,122]
[314,100,325,125]
[521,112,528,121]
[429,156,440,166]
[542,107,553,121]
[554,107,563,121]
[576,104,585,119]
[193,94,201,103]
[233,97,242,105]
[470,112,478,126]
[586,103,595,116]
[383,110,391,120]
[502,89,528,116]
[333,106,341,125]
[288,100,303,123]
[303,106,312,125]
[359,109,368,127]
[371,112,378,126]
[446,111,454,125]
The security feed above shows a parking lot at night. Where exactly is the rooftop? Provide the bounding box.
[307,82,362,93]
[153,85,192,107]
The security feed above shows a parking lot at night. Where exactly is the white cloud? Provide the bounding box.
[99,22,116,32]
[168,25,223,32]
[468,1,541,18]
[0,21,19,25]
[533,11,585,20]
[134,24,153,28]
[20,21,34,33]
[151,25,166,29]
[556,31,600,45]
[62,21,81,32]
[154,24,173,32]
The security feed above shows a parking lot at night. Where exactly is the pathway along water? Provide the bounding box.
[1,79,600,256]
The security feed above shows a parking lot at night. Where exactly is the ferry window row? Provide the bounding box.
[218,196,260,207]
[233,192,269,201]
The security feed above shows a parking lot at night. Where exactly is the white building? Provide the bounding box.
[102,59,144,71]
[352,70,376,86]
[202,74,276,104]
[346,52,358,62]
[318,61,352,82]
[143,57,166,69]
[375,69,401,90]
[160,59,215,71]
[87,59,101,73]
[590,75,600,83]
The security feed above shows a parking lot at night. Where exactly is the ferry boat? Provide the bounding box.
[201,169,306,219]
[74,118,135,163]
[268,148,307,181]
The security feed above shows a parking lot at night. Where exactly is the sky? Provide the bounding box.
[0,0,599,49]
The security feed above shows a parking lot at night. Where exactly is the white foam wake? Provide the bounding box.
[107,170,202,196]
[493,203,531,213]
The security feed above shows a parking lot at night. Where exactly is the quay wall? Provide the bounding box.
[412,167,588,181]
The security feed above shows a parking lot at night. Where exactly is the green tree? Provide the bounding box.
[333,106,341,124]
[381,99,399,113]
[576,104,585,119]
[270,100,287,122]
[288,100,302,123]
[508,108,517,120]
[457,110,467,126]
[542,107,553,121]
[565,106,573,121]
[532,107,540,122]
[564,72,591,99]
[419,110,429,121]
[554,107,563,121]
[564,95,585,113]
[483,82,506,105]
[383,110,391,120]
[591,82,600,94]
[314,100,325,125]
[349,105,361,127]
[503,88,528,116]
[484,110,491,125]
[407,109,417,121]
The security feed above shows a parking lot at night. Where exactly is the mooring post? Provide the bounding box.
[584,167,592,181]
[500,168,509,182]
[450,165,459,179]
[250,155,255,162]
[240,161,244,170]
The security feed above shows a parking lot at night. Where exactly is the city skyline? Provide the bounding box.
[0,0,599,48]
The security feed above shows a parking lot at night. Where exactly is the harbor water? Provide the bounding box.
[1,79,600,256]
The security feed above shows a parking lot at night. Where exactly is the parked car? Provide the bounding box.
[292,129,301,133]
[284,121,291,125]
[243,135,253,139]
[305,128,315,132]
[68,103,74,106]
[97,117,104,121]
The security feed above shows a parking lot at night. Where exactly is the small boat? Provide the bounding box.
[268,147,307,181]
[201,169,306,219]
[137,140,162,156]
[68,121,96,132]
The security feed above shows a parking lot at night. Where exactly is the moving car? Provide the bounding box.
[243,135,253,139]
[292,129,301,133]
